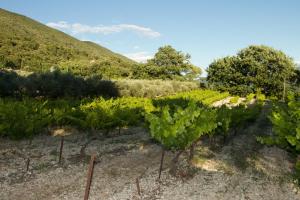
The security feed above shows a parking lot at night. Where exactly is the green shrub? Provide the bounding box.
[145,102,217,150]
[0,99,50,139]
[230,96,239,104]
[115,79,199,98]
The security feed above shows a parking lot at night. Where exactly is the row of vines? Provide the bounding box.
[0,89,231,139]
[257,94,300,179]
[146,100,263,163]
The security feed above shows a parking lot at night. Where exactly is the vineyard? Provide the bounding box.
[1,4,300,199]
[3,87,296,199]
[0,89,230,139]
[1,76,300,200]
[1,90,300,199]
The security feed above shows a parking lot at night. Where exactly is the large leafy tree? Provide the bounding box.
[293,66,300,86]
[134,45,201,80]
[207,45,296,97]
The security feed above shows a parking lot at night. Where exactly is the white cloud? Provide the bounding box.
[46,21,161,38]
[124,52,153,63]
[133,45,140,49]
[47,21,70,29]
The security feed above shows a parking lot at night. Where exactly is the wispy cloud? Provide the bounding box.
[46,21,161,38]
[124,52,153,63]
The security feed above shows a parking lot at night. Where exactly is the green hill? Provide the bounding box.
[0,8,135,77]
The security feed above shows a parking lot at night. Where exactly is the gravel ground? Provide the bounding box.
[1,105,300,200]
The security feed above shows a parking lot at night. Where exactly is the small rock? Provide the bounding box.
[293,188,298,193]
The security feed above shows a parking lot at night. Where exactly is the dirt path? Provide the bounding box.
[1,105,300,200]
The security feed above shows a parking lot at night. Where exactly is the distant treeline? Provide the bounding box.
[0,70,200,99]
[0,45,202,81]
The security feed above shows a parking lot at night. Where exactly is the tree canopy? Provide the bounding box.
[207,45,296,97]
[132,45,201,80]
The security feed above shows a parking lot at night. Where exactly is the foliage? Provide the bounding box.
[135,45,202,80]
[0,70,22,96]
[215,104,262,138]
[145,102,217,150]
[0,70,201,98]
[0,99,50,139]
[153,90,230,108]
[80,97,155,130]
[257,98,300,151]
[231,104,262,126]
[290,67,300,95]
[230,96,239,104]
[257,97,300,180]
[202,92,230,105]
[207,45,296,97]
[0,89,230,139]
[215,106,232,138]
[245,90,267,104]
[46,99,85,128]
[246,93,256,103]
[115,79,199,98]
[0,70,120,98]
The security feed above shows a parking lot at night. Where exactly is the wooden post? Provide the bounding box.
[59,136,64,163]
[189,143,195,161]
[158,148,165,180]
[26,158,30,172]
[136,177,141,196]
[84,154,96,200]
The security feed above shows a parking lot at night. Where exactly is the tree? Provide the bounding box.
[148,45,190,67]
[207,45,296,97]
[292,66,300,85]
[0,70,23,97]
[144,45,201,80]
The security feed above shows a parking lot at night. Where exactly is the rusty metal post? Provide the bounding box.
[84,154,96,200]
[59,136,64,163]
[26,158,30,172]
[158,148,165,180]
[136,177,141,196]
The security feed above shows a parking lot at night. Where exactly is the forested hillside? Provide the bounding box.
[0,8,135,76]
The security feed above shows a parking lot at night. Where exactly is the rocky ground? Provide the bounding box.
[1,104,300,200]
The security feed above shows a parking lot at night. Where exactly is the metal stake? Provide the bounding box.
[59,136,64,163]
[136,177,141,196]
[158,148,165,180]
[84,154,96,200]
[26,158,30,172]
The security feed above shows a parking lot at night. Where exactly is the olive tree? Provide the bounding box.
[145,45,202,80]
[207,45,296,97]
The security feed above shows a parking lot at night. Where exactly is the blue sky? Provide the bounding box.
[1,0,300,74]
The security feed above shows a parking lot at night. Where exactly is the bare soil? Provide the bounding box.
[1,105,300,200]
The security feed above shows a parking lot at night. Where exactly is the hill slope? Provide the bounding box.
[0,8,135,76]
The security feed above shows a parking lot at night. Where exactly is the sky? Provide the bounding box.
[1,0,300,75]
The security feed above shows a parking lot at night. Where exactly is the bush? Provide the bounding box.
[0,99,50,139]
[230,96,239,104]
[145,101,217,150]
[0,70,23,97]
[115,79,199,98]
[0,70,199,99]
